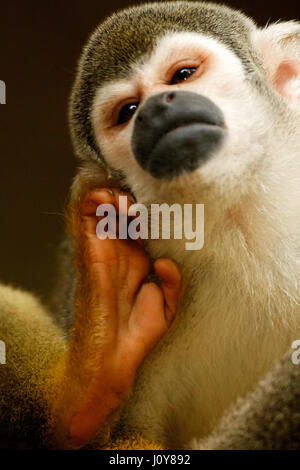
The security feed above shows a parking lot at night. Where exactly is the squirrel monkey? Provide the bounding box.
[1,1,300,449]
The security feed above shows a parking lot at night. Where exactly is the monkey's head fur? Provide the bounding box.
[69,1,300,263]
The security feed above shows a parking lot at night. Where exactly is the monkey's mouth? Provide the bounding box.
[131,90,226,180]
[163,121,223,140]
[145,122,226,179]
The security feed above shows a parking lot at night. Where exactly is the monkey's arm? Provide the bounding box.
[0,284,163,450]
[47,188,181,448]
[0,188,181,450]
[0,283,66,448]
[193,349,300,450]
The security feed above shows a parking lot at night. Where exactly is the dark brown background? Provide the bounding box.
[0,0,299,301]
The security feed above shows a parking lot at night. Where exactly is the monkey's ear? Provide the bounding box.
[252,22,300,102]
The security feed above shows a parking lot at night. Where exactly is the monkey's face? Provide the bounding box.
[71,3,300,207]
[90,32,272,203]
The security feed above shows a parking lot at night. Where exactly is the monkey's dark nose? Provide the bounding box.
[131,91,226,179]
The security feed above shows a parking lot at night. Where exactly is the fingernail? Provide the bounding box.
[128,193,136,203]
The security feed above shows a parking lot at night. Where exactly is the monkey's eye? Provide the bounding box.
[170,67,197,85]
[117,102,139,125]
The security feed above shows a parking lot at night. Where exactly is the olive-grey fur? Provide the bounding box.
[194,349,300,450]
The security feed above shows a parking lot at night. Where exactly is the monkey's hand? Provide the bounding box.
[48,189,181,449]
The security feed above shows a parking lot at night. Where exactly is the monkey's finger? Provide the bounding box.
[154,258,182,325]
[80,189,134,238]
[106,188,135,216]
[104,188,146,242]
[130,282,167,362]
[80,189,115,216]
[106,190,145,246]
[77,189,116,237]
